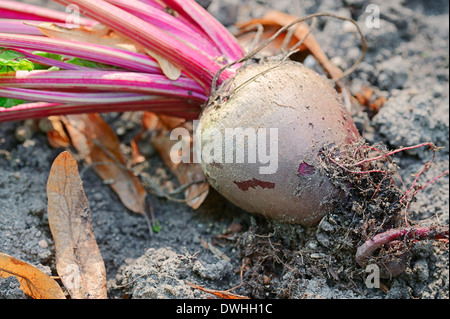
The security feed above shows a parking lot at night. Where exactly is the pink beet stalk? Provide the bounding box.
[0,99,201,122]
[0,19,45,35]
[52,0,236,87]
[0,0,245,122]
[0,88,175,104]
[0,0,97,26]
[0,33,163,74]
[356,225,449,267]
[0,70,207,101]
[0,20,88,36]
[8,48,92,71]
[163,0,245,62]
[137,0,164,10]
[103,0,221,60]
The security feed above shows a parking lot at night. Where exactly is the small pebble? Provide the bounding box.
[14,126,32,143]
[342,20,357,33]
[306,240,318,250]
[116,126,126,136]
[38,118,53,133]
[92,192,103,201]
[38,240,48,249]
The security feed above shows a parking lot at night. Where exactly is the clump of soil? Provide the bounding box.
[235,139,448,298]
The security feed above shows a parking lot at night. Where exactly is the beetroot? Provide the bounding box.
[197,60,361,226]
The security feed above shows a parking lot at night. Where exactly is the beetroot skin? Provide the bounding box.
[197,60,361,226]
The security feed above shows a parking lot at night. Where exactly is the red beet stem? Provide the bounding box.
[356,225,449,267]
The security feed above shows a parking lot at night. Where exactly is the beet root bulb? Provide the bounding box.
[196,61,361,226]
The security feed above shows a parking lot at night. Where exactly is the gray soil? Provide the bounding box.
[0,0,448,299]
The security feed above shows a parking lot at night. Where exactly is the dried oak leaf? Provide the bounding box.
[47,151,107,299]
[186,281,249,299]
[62,114,147,215]
[355,86,386,116]
[142,112,209,209]
[45,116,71,148]
[236,10,343,80]
[0,252,66,299]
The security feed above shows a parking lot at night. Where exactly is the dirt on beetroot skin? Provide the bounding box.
[0,0,448,299]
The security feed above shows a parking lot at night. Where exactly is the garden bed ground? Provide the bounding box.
[0,0,448,299]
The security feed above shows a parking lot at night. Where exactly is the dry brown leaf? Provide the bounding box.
[186,281,249,299]
[34,22,141,53]
[354,86,386,117]
[130,131,146,165]
[156,114,187,130]
[142,111,160,130]
[62,114,147,215]
[142,112,209,209]
[46,116,71,149]
[47,151,107,299]
[145,49,182,80]
[0,252,66,299]
[355,86,374,105]
[153,134,210,209]
[236,21,305,57]
[236,10,343,80]
[369,96,387,112]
